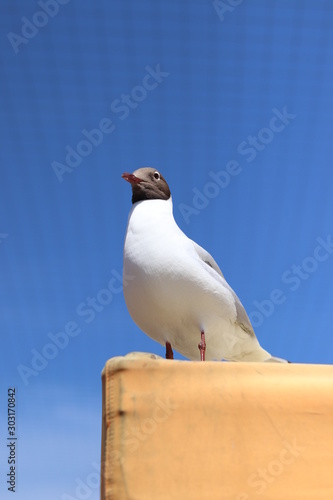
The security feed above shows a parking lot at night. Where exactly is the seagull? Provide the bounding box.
[122,167,287,363]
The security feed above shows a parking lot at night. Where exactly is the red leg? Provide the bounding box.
[198,331,206,361]
[166,342,174,360]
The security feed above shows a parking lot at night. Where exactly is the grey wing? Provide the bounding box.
[191,240,255,338]
[190,239,225,277]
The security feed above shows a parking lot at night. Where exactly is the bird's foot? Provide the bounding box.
[166,342,174,360]
[198,331,206,361]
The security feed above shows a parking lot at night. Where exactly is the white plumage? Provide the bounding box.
[122,168,287,363]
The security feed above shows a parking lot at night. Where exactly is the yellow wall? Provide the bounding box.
[101,353,333,499]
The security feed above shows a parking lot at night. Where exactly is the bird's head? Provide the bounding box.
[122,167,171,204]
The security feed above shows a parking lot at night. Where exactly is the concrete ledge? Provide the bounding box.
[101,353,333,499]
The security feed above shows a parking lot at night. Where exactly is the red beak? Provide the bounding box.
[122,172,142,184]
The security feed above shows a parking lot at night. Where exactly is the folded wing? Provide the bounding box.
[191,240,255,338]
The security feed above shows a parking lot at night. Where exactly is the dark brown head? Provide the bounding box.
[122,167,171,204]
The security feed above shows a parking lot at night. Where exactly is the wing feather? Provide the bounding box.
[191,240,255,338]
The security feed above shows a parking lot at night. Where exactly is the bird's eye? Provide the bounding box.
[153,171,160,180]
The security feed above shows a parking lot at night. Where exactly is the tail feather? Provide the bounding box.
[265,356,290,363]
[227,348,290,363]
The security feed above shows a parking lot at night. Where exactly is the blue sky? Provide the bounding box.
[1,0,333,498]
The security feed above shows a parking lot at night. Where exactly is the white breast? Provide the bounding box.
[123,198,264,361]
